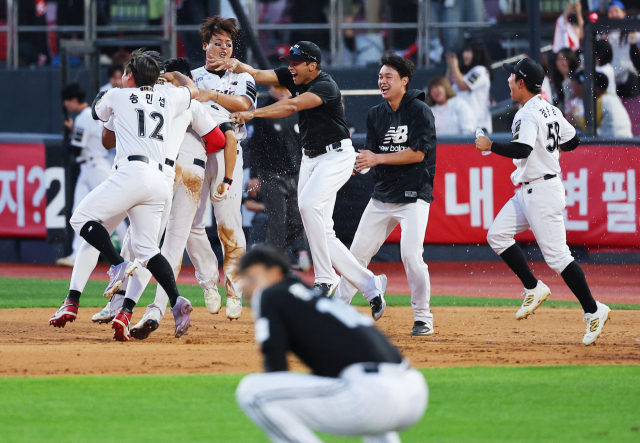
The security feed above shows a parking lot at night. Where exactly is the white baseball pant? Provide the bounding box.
[70,159,170,267]
[236,361,428,443]
[487,177,574,274]
[298,140,381,299]
[143,153,207,319]
[187,148,245,300]
[333,199,433,324]
[69,157,128,256]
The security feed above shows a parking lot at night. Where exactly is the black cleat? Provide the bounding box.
[370,295,386,321]
[130,318,159,340]
[313,282,333,297]
[410,321,433,336]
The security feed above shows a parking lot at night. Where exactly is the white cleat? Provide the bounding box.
[204,287,222,314]
[91,307,116,324]
[582,301,611,346]
[226,296,243,320]
[515,281,551,320]
[55,255,76,267]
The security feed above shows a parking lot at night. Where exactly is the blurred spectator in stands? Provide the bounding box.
[445,42,493,132]
[552,47,580,112]
[99,64,124,92]
[426,76,476,136]
[553,0,584,53]
[566,69,586,129]
[594,71,633,137]
[428,0,486,55]
[594,39,618,96]
[247,85,306,263]
[602,1,639,97]
[18,0,49,66]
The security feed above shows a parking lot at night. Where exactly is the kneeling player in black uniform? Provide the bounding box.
[236,245,428,443]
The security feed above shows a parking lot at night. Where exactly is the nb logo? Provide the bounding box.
[383,125,408,144]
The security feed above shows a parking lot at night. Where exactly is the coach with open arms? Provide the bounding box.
[211,41,387,310]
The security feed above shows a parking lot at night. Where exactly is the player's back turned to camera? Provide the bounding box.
[235,245,428,443]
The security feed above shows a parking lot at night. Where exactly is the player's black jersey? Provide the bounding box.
[253,276,402,378]
[274,67,351,154]
[366,89,437,204]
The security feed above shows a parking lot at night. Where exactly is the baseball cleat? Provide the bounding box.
[103,259,138,298]
[92,307,115,324]
[172,296,193,338]
[411,321,434,336]
[370,295,386,321]
[130,317,160,340]
[313,282,333,297]
[112,310,132,341]
[204,287,222,314]
[582,301,611,346]
[49,298,79,328]
[55,255,75,267]
[226,296,243,320]
[515,281,551,320]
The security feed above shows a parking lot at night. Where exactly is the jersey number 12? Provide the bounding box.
[545,121,560,153]
[135,109,164,141]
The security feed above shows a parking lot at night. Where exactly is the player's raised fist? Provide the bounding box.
[230,111,254,125]
[207,56,240,73]
[475,135,492,152]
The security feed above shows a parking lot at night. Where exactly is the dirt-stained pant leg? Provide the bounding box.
[209,148,246,300]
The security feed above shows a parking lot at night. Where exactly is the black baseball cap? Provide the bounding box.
[144,50,165,74]
[280,41,321,65]
[503,58,544,91]
[595,72,609,91]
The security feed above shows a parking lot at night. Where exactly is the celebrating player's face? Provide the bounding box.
[204,32,233,64]
[378,65,406,101]
[288,61,312,85]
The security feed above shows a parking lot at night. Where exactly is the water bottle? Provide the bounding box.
[476,127,491,156]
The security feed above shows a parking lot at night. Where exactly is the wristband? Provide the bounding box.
[223,177,233,185]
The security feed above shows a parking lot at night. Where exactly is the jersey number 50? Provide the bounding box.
[135,109,165,141]
[545,121,560,153]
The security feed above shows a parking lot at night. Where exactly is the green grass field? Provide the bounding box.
[1,277,639,442]
[2,277,639,311]
[0,366,638,443]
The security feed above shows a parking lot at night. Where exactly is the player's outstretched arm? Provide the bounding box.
[161,72,199,99]
[230,92,323,125]
[102,128,116,150]
[222,130,238,182]
[196,88,252,113]
[356,148,424,170]
[207,57,281,87]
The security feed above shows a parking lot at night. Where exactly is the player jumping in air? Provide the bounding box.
[475,58,611,345]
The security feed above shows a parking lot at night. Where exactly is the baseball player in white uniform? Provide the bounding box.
[57,83,128,267]
[476,58,611,346]
[176,16,256,320]
[49,50,198,341]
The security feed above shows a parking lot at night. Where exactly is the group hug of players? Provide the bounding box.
[49,16,610,348]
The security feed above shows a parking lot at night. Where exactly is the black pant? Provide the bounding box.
[260,173,304,250]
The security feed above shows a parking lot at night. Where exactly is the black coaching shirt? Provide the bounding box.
[274,67,351,154]
[252,277,402,378]
[366,89,437,203]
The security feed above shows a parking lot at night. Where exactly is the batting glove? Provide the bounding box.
[211,177,232,202]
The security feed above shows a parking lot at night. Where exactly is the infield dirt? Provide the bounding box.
[1,306,638,377]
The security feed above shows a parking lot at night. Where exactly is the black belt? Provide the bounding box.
[305,142,343,159]
[522,174,556,185]
[78,156,106,165]
[127,155,162,171]
[193,158,206,169]
[164,158,174,167]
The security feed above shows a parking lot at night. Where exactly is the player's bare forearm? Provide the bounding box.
[197,89,252,112]
[223,130,238,180]
[207,57,281,86]
[253,92,322,119]
[102,128,116,150]
[378,148,425,165]
[163,72,198,98]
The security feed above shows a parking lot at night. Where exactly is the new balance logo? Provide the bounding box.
[383,125,408,144]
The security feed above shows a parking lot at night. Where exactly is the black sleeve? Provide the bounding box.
[560,133,580,152]
[364,111,377,152]
[259,291,290,372]
[631,44,640,72]
[408,105,436,154]
[491,141,533,159]
[307,79,339,104]
[91,91,107,121]
[274,67,294,91]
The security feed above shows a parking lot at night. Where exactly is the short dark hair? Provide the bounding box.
[379,50,415,82]
[107,63,124,78]
[61,83,86,103]
[594,40,613,66]
[165,58,193,79]
[306,60,322,71]
[239,245,290,276]
[199,16,239,45]
[520,79,543,95]
[461,41,494,80]
[124,49,160,88]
